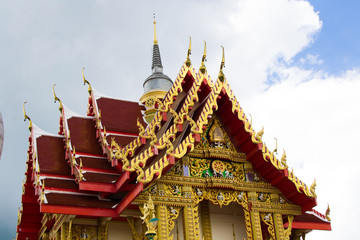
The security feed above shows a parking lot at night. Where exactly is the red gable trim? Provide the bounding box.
[284,221,332,231]
[79,171,129,193]
[40,204,116,218]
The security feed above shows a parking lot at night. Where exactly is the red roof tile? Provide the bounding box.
[67,117,103,155]
[97,98,145,133]
[37,136,71,176]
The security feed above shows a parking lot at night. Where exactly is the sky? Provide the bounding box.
[0,0,359,239]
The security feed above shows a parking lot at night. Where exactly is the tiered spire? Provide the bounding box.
[151,16,163,70]
[143,15,172,92]
[140,15,173,123]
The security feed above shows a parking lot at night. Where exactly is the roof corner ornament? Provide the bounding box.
[272,137,278,155]
[281,149,288,169]
[253,126,264,144]
[185,36,192,67]
[52,84,63,113]
[310,178,317,197]
[199,40,207,74]
[280,149,288,168]
[153,14,158,45]
[79,158,84,182]
[22,101,32,132]
[82,67,92,95]
[218,46,225,82]
[325,204,331,221]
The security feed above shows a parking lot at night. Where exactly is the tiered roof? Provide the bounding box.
[16,41,330,239]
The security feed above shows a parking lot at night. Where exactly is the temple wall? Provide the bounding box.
[209,202,247,240]
[108,221,133,240]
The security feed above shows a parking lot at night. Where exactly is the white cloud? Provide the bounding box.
[243,65,360,239]
[222,0,322,98]
[299,54,324,65]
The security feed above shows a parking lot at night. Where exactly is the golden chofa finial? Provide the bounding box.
[310,178,317,197]
[199,40,207,74]
[153,14,158,45]
[325,204,331,221]
[52,84,63,113]
[23,101,32,132]
[185,36,191,67]
[218,46,225,82]
[272,137,278,155]
[82,67,92,94]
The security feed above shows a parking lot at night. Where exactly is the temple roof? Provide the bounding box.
[16,42,330,239]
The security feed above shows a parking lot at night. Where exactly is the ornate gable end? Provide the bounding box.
[134,114,304,240]
[130,40,328,238]
[137,114,301,216]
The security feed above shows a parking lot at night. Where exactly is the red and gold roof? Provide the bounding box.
[16,42,330,239]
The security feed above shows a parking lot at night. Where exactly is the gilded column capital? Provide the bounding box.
[248,192,257,202]
[270,193,279,203]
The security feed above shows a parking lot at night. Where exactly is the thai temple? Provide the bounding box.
[16,19,331,240]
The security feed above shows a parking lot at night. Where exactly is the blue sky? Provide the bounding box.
[297,0,360,73]
[1,1,359,239]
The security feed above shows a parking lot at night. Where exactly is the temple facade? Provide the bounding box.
[16,20,331,240]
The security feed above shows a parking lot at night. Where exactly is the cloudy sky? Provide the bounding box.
[1,0,359,239]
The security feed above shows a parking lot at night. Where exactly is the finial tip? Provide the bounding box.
[199,40,207,74]
[185,36,192,67]
[153,14,158,44]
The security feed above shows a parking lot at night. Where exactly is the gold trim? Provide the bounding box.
[250,211,262,240]
[284,215,294,240]
[167,206,181,240]
[200,201,212,240]
[273,213,285,240]
[183,205,200,240]
[140,90,169,103]
[260,213,275,239]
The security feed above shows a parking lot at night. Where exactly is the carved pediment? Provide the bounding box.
[190,115,246,161]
